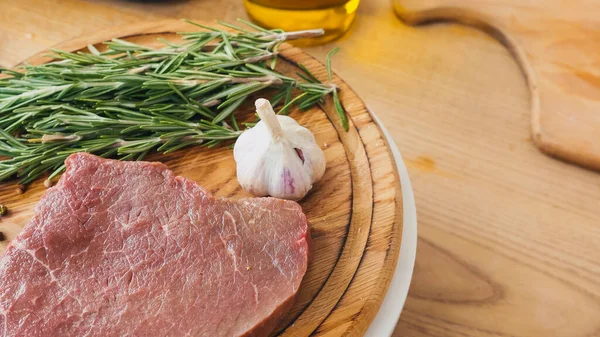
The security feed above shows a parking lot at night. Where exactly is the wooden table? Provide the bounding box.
[1,1,599,336]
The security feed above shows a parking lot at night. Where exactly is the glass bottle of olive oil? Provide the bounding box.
[244,0,360,44]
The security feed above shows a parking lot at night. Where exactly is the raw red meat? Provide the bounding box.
[0,153,309,337]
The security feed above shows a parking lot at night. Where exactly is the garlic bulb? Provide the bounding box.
[233,98,326,200]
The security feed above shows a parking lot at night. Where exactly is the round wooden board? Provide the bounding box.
[0,20,403,337]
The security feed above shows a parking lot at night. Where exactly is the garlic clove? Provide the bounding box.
[233,99,326,200]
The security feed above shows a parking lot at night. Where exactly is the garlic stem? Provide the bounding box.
[255,99,283,139]
[261,29,325,41]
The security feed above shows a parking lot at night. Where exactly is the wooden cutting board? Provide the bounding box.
[0,20,403,337]
[394,0,600,171]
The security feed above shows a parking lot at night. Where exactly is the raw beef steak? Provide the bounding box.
[0,153,309,337]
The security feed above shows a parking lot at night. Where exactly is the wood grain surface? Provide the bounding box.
[394,0,600,171]
[1,1,600,337]
[0,19,403,337]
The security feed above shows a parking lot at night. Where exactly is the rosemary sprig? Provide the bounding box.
[0,19,346,186]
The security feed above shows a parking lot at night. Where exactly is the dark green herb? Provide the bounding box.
[0,19,346,186]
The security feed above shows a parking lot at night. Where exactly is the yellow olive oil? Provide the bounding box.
[244,0,360,45]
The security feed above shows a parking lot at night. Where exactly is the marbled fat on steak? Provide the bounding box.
[0,153,309,337]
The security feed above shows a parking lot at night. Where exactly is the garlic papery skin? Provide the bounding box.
[233,98,326,200]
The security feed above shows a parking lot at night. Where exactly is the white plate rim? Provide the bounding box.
[363,107,418,337]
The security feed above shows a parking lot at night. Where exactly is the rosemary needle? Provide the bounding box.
[0,19,346,186]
